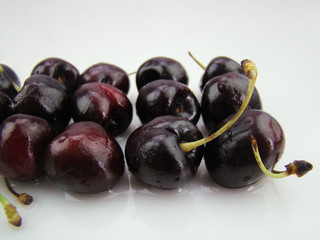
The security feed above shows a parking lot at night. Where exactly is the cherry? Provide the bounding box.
[0,113,53,181]
[71,82,132,136]
[0,91,12,123]
[204,109,312,188]
[78,63,130,94]
[201,72,262,131]
[11,74,71,134]
[136,79,200,124]
[0,64,21,99]
[125,116,204,190]
[136,56,188,90]
[31,57,79,93]
[44,121,124,194]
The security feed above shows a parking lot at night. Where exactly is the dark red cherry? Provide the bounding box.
[71,82,132,136]
[12,74,71,134]
[200,56,245,90]
[0,91,12,123]
[201,72,262,131]
[136,57,188,90]
[0,114,53,181]
[44,121,124,194]
[78,63,130,94]
[136,80,200,124]
[0,64,21,99]
[31,57,79,93]
[125,116,204,190]
[204,109,285,188]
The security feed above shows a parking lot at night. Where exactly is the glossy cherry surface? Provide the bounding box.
[78,63,130,94]
[204,109,285,188]
[0,114,53,181]
[200,56,245,90]
[44,121,124,194]
[12,74,71,134]
[71,82,132,136]
[0,64,21,99]
[136,57,188,90]
[125,116,204,190]
[31,57,79,93]
[201,72,262,131]
[136,80,200,124]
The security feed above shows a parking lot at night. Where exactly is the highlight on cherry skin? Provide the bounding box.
[135,56,189,90]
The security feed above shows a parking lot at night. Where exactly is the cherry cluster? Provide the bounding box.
[0,55,313,227]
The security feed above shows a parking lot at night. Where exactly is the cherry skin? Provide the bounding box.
[71,82,132,136]
[125,116,204,190]
[31,57,79,93]
[201,72,262,131]
[204,109,285,188]
[11,74,71,134]
[136,57,188,90]
[0,114,53,181]
[0,64,21,99]
[200,56,245,90]
[136,79,201,124]
[78,63,130,94]
[0,91,12,123]
[44,121,124,194]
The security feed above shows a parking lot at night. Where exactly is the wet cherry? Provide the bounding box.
[136,56,188,90]
[71,82,132,136]
[78,63,130,94]
[31,57,79,93]
[0,113,53,181]
[201,72,262,131]
[136,79,200,124]
[44,121,124,194]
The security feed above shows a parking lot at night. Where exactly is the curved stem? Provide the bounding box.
[5,178,33,205]
[180,59,257,153]
[0,192,22,227]
[188,51,206,70]
[251,135,313,178]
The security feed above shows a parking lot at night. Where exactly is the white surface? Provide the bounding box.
[1,0,319,239]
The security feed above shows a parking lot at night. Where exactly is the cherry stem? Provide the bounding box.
[188,51,206,70]
[4,178,33,205]
[0,192,22,227]
[251,135,313,178]
[0,64,21,92]
[127,71,137,76]
[180,59,257,153]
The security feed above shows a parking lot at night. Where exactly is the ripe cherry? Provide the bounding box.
[44,121,124,194]
[11,74,71,134]
[78,63,130,94]
[31,57,80,93]
[0,113,53,181]
[136,56,188,90]
[136,79,200,124]
[201,72,262,131]
[71,82,132,136]
[0,91,12,123]
[0,64,21,99]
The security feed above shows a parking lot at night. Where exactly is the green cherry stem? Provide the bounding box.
[4,178,33,205]
[0,192,22,227]
[180,59,257,153]
[188,51,206,70]
[251,135,313,178]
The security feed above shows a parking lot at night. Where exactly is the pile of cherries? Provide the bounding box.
[0,54,313,227]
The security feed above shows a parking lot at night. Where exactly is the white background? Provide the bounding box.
[1,0,319,239]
